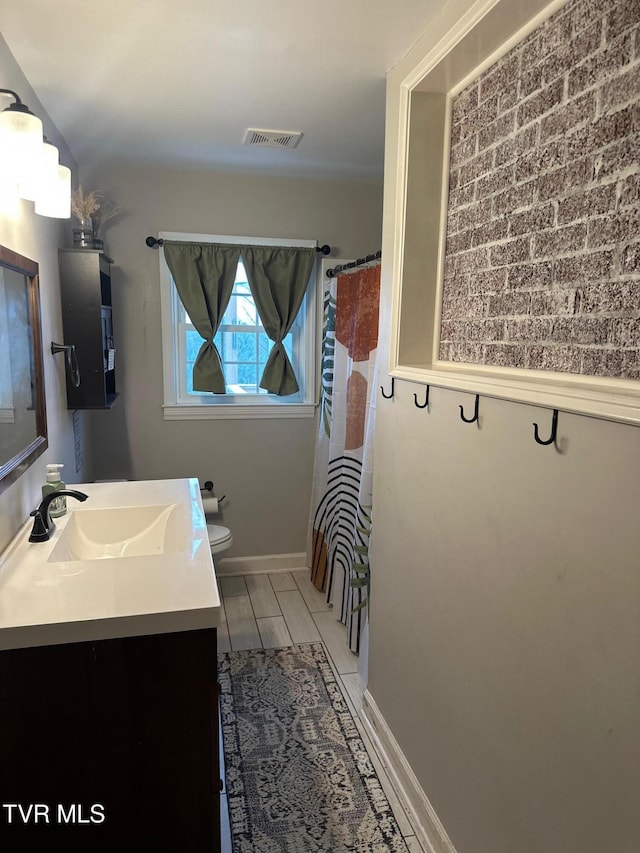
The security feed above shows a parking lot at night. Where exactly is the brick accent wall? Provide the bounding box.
[439,0,639,379]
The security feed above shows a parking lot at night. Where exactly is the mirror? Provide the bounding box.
[0,244,47,495]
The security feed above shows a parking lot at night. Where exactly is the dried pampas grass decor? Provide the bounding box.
[71,186,123,251]
[71,185,102,225]
[92,198,123,237]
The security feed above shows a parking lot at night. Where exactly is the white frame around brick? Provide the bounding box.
[389,0,640,426]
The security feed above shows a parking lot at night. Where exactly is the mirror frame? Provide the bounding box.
[0,244,48,495]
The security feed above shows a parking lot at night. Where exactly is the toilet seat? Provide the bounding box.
[206,523,233,555]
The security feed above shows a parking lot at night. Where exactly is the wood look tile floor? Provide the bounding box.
[218,567,425,852]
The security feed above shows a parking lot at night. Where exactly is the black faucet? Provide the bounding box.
[29,490,89,543]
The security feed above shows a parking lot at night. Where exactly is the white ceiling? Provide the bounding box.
[1,0,444,181]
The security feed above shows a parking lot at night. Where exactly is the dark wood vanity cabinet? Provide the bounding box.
[58,249,118,409]
[0,628,221,852]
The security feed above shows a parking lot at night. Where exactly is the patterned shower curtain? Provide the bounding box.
[307,262,381,654]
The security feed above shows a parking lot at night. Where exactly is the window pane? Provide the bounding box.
[236,363,257,388]
[232,331,258,362]
[258,332,270,361]
[224,361,239,386]
[186,329,202,362]
[217,330,238,363]
[225,294,257,325]
[259,332,294,360]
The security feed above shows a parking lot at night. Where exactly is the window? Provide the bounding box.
[160,232,319,419]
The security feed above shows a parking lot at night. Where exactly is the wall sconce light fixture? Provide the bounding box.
[0,88,71,218]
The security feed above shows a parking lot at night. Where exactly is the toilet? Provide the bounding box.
[201,488,233,556]
[207,522,233,556]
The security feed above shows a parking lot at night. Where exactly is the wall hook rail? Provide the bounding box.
[380,378,395,399]
[459,394,479,424]
[533,409,559,446]
[413,386,430,409]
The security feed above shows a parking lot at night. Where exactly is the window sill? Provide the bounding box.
[163,403,317,420]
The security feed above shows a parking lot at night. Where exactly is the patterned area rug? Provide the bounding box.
[218,643,409,852]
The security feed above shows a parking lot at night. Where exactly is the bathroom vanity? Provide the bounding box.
[0,479,222,852]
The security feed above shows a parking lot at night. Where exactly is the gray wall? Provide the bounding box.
[368,2,640,852]
[81,162,383,557]
[0,34,91,553]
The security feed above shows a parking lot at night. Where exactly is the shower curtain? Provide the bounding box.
[307,261,381,654]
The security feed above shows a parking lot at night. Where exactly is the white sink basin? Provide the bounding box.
[0,478,220,651]
[48,504,186,562]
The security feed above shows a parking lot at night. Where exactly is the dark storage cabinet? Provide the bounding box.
[0,628,221,851]
[58,249,118,409]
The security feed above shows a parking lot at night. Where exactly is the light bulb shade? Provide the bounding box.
[35,163,71,218]
[19,138,60,202]
[0,104,44,188]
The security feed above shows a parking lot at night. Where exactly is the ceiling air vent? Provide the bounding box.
[243,128,303,149]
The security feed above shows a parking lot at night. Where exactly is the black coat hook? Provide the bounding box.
[413,386,430,408]
[459,394,479,424]
[533,409,558,446]
[380,378,395,399]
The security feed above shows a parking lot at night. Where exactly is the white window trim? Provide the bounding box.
[159,231,320,419]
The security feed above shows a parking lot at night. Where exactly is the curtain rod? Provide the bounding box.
[326,250,381,278]
[145,236,331,254]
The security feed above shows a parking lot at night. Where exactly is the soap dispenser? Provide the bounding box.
[42,464,67,518]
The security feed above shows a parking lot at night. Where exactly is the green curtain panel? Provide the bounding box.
[163,241,240,393]
[242,246,316,396]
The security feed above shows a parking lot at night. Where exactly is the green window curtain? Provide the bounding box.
[163,241,240,394]
[242,246,316,396]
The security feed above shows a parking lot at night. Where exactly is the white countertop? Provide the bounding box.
[0,478,221,651]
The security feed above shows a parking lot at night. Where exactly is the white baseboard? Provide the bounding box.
[214,552,307,576]
[361,690,458,853]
